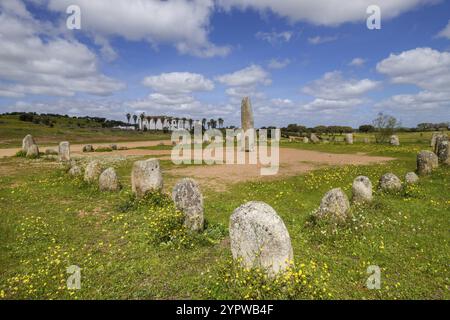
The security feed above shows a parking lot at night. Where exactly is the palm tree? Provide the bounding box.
[132,114,138,125]
[210,119,215,129]
[202,118,207,130]
[218,118,224,128]
[126,113,131,124]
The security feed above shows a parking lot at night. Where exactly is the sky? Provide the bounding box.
[0,0,450,128]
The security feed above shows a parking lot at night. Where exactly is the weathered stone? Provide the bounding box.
[83,145,94,152]
[26,144,39,158]
[172,178,204,232]
[22,134,36,153]
[436,141,450,165]
[417,151,438,175]
[99,167,121,192]
[131,158,163,198]
[303,137,309,143]
[310,133,320,143]
[229,201,293,276]
[345,133,354,144]
[379,173,402,192]
[68,165,82,177]
[352,176,373,203]
[58,141,70,161]
[430,132,440,148]
[405,172,419,184]
[363,137,370,144]
[316,188,351,222]
[390,135,400,146]
[434,134,449,154]
[84,160,102,183]
[241,97,255,152]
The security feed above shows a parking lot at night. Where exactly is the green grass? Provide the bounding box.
[0,133,449,300]
[0,114,170,148]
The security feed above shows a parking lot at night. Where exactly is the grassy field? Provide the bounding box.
[0,114,170,148]
[0,130,449,300]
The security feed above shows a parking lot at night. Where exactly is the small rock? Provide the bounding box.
[172,178,204,232]
[69,165,82,176]
[345,133,354,144]
[229,201,293,276]
[131,158,163,198]
[316,188,351,223]
[26,144,39,158]
[303,137,309,143]
[310,133,320,144]
[352,176,373,203]
[110,144,118,150]
[83,145,94,152]
[417,151,438,175]
[22,134,36,153]
[99,168,121,191]
[436,141,450,165]
[379,173,402,192]
[58,141,70,161]
[390,135,400,146]
[84,160,103,183]
[405,172,419,184]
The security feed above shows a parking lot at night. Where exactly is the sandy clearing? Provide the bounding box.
[0,140,171,157]
[167,147,394,189]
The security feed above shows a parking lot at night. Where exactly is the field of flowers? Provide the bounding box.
[0,136,448,299]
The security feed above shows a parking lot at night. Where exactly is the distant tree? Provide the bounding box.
[373,112,401,143]
[202,118,207,130]
[218,118,224,128]
[132,114,138,125]
[126,113,131,124]
[359,124,375,133]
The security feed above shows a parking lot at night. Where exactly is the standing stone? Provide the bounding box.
[436,140,450,165]
[405,172,419,184]
[434,134,449,154]
[172,178,204,232]
[99,168,121,192]
[315,188,351,223]
[390,135,400,146]
[84,160,102,183]
[345,133,354,145]
[352,176,373,203]
[26,144,39,158]
[22,134,36,153]
[229,201,293,276]
[430,132,440,148]
[379,173,402,192]
[241,97,255,152]
[417,151,439,175]
[83,145,94,152]
[69,165,82,177]
[110,144,118,150]
[310,133,320,144]
[303,137,309,143]
[58,141,70,161]
[131,158,163,198]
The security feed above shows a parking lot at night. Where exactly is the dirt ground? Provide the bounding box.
[1,140,394,190]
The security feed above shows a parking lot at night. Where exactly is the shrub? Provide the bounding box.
[15,150,26,157]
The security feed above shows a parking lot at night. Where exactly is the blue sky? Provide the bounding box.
[0,0,450,128]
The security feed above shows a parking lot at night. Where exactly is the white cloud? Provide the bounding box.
[255,31,293,45]
[142,72,214,95]
[376,91,450,111]
[376,47,450,92]
[349,57,366,67]
[0,1,124,98]
[43,0,230,58]
[216,65,271,87]
[302,71,380,100]
[437,20,450,39]
[217,0,435,26]
[267,58,291,69]
[308,35,338,45]
[302,98,365,111]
